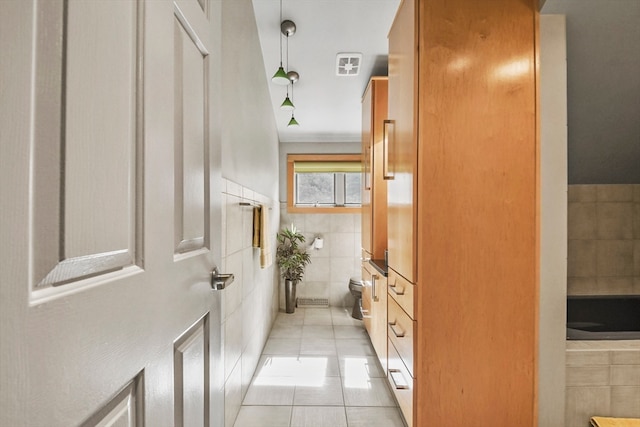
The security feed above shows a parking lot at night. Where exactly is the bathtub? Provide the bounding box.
[566,295,640,340]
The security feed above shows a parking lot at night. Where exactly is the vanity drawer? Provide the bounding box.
[387,297,415,377]
[388,338,414,427]
[387,267,415,319]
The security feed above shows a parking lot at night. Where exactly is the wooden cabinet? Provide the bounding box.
[361,261,387,374]
[386,0,417,284]
[361,77,390,376]
[361,77,388,261]
[386,0,540,426]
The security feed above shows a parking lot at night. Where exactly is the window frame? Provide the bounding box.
[287,153,362,214]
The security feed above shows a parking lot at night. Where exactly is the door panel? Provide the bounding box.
[174,314,210,427]
[30,0,143,292]
[174,5,210,255]
[0,0,222,425]
[81,373,145,427]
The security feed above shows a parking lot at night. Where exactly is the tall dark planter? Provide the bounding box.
[285,279,297,313]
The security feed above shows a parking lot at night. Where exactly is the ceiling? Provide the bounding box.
[252,0,401,144]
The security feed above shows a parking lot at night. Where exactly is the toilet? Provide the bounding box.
[348,277,364,320]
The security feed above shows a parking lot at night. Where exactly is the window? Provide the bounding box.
[287,154,362,213]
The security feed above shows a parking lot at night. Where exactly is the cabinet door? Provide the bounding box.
[361,82,374,255]
[362,263,387,374]
[387,0,417,282]
[370,78,388,260]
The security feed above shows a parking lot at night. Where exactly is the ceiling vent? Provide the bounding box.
[336,53,362,76]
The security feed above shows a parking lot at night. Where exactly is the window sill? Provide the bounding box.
[287,205,362,214]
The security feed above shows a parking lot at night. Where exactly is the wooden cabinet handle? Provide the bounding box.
[383,119,395,180]
[372,274,379,302]
[388,321,405,338]
[389,369,409,389]
[389,283,404,296]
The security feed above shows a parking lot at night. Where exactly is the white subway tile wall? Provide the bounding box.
[279,204,362,308]
[565,341,640,426]
[567,184,640,295]
[221,179,280,427]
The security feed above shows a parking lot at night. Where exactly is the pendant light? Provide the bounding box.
[287,114,300,127]
[287,79,299,127]
[281,70,298,111]
[271,0,292,85]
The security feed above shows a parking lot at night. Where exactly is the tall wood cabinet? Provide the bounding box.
[386,0,540,426]
[361,77,388,261]
[361,77,389,373]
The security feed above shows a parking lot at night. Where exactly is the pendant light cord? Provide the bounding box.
[278,0,283,67]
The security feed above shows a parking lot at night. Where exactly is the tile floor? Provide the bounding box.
[232,307,407,427]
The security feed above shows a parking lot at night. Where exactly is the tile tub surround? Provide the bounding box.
[567,184,640,295]
[565,340,640,427]
[279,204,362,309]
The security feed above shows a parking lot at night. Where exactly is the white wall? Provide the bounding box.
[218,1,281,426]
[221,0,280,202]
[539,15,568,427]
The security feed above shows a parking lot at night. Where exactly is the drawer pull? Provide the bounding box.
[389,369,409,390]
[388,321,405,338]
[389,284,404,296]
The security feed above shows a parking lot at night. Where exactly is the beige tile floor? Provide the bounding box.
[233,307,407,427]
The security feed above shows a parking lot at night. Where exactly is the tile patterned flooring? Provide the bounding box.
[233,307,406,427]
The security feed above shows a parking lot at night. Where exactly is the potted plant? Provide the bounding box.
[276,224,311,313]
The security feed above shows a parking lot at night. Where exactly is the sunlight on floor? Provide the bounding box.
[253,356,328,387]
[343,357,373,389]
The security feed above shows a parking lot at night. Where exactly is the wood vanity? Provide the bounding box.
[361,0,540,425]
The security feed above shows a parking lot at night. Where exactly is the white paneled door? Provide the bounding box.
[0,1,223,426]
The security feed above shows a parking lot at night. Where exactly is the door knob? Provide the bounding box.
[210,267,234,290]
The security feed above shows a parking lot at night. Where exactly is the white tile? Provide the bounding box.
[611,350,640,365]
[263,338,301,355]
[302,325,334,339]
[225,362,243,427]
[233,406,292,427]
[291,406,347,427]
[331,214,355,232]
[331,307,362,326]
[227,195,244,255]
[303,309,333,325]
[224,251,244,319]
[242,247,257,298]
[566,366,610,387]
[336,338,376,357]
[329,233,355,258]
[305,214,331,234]
[305,257,331,283]
[269,322,303,339]
[568,185,597,202]
[597,184,634,202]
[225,310,244,381]
[342,378,396,407]
[331,257,360,283]
[610,365,640,386]
[345,407,406,427]
[334,326,368,340]
[293,376,345,405]
[243,376,295,406]
[274,309,306,326]
[339,356,385,379]
[610,386,640,418]
[566,350,610,366]
[300,338,337,356]
[565,386,610,427]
